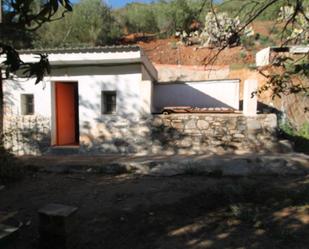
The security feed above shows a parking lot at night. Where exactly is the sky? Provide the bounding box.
[106,0,153,8]
[71,0,154,9]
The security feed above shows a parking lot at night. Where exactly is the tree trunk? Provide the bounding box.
[0,0,3,138]
[0,0,2,24]
[0,72,3,138]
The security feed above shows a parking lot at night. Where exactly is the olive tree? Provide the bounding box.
[0,0,73,134]
[203,0,308,102]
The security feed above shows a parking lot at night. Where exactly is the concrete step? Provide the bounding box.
[46,146,80,156]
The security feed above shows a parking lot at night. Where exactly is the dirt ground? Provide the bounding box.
[122,20,284,67]
[138,38,255,66]
[1,172,309,249]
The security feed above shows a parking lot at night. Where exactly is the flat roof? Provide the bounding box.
[1,45,158,80]
[18,45,141,54]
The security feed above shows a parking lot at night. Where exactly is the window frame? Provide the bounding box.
[21,94,35,115]
[101,91,117,115]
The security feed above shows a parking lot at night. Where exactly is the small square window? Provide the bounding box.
[101,91,116,114]
[21,94,34,115]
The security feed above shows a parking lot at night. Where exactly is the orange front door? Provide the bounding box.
[55,82,79,145]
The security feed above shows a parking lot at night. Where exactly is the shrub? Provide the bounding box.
[258,35,275,46]
[170,41,178,49]
[240,35,255,49]
[279,120,309,154]
[240,51,247,59]
[298,123,309,140]
[0,144,23,184]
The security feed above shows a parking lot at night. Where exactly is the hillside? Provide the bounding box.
[123,20,283,67]
[121,22,308,132]
[138,38,254,66]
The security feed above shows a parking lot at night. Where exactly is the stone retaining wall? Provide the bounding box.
[80,113,280,155]
[3,113,280,155]
[3,115,51,156]
[146,113,279,154]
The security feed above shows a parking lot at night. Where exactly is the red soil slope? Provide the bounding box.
[138,38,254,66]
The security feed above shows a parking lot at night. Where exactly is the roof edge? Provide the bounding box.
[18,45,141,54]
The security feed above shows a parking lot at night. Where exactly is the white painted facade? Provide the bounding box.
[4,66,153,143]
[4,77,52,117]
[3,48,156,150]
[1,46,252,155]
[153,80,240,112]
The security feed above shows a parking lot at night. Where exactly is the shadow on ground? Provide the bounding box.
[1,173,309,249]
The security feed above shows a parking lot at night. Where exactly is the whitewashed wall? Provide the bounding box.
[4,65,147,118]
[3,64,152,152]
[3,78,52,116]
[153,80,240,112]
[3,78,52,155]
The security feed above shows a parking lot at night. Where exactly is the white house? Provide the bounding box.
[2,46,270,156]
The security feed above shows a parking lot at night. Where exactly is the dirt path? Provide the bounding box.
[1,173,309,249]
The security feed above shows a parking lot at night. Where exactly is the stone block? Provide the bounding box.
[211,140,223,146]
[180,137,193,148]
[202,129,214,136]
[153,117,163,127]
[222,135,232,142]
[162,119,171,126]
[38,204,78,249]
[247,119,262,130]
[171,120,184,130]
[278,140,294,153]
[185,120,196,129]
[205,117,214,121]
[238,125,247,131]
[263,114,277,129]
[214,128,226,136]
[233,134,245,139]
[212,122,221,126]
[232,134,246,142]
[197,120,210,130]
[226,120,236,130]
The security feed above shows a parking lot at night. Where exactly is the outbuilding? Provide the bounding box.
[2,46,276,155]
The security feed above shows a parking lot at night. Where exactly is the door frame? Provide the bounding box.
[51,81,79,146]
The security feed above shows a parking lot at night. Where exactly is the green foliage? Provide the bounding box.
[118,3,158,34]
[34,0,122,48]
[115,0,197,37]
[279,120,309,153]
[170,0,194,31]
[1,0,73,83]
[240,35,256,50]
[219,0,282,21]
[298,123,309,139]
[285,59,309,78]
[240,51,247,59]
[2,0,72,30]
[258,35,275,47]
[279,120,295,137]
